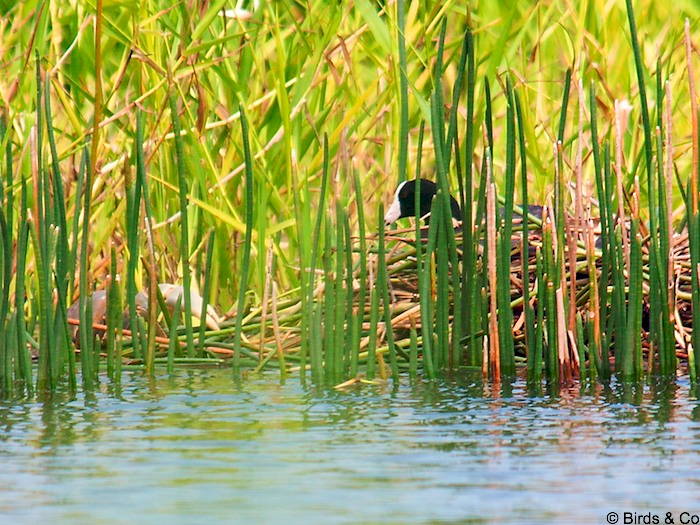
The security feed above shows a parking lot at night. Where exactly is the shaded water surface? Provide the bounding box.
[2,370,700,524]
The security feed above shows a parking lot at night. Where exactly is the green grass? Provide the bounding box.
[2,0,700,395]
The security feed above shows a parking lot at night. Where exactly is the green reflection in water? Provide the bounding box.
[1,369,699,524]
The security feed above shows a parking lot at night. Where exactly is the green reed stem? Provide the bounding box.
[33,57,55,391]
[305,135,330,380]
[106,248,121,381]
[44,77,72,374]
[77,149,95,388]
[397,0,408,184]
[497,79,516,376]
[350,171,366,378]
[622,221,643,379]
[197,232,216,355]
[136,111,158,374]
[420,198,440,379]
[625,0,663,375]
[231,105,255,371]
[15,179,31,394]
[461,28,476,360]
[514,89,534,362]
[655,65,675,376]
[409,320,418,378]
[333,203,347,381]
[366,269,380,381]
[323,220,335,380]
[342,209,353,378]
[168,296,183,375]
[542,224,558,383]
[125,117,143,363]
[532,249,545,383]
[169,94,195,358]
[377,203,399,381]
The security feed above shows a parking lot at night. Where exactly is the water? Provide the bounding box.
[2,369,700,524]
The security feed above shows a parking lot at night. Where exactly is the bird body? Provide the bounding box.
[67,283,221,345]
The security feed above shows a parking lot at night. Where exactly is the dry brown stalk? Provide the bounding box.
[486,153,500,381]
[65,318,234,356]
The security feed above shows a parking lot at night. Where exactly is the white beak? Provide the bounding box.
[384,181,406,225]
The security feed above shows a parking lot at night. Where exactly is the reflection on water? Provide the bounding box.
[1,370,700,524]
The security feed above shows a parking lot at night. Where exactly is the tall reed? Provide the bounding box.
[232,105,255,372]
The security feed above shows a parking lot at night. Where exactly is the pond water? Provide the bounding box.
[2,369,700,524]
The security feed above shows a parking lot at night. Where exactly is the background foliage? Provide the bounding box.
[1,0,698,311]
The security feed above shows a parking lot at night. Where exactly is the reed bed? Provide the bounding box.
[1,0,700,396]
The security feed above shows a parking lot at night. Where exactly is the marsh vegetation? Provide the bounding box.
[1,0,700,396]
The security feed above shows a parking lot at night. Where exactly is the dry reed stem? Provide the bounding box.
[65,318,234,356]
[486,163,500,380]
[550,205,578,380]
[271,281,284,361]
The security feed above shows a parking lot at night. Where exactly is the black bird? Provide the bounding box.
[384,178,462,225]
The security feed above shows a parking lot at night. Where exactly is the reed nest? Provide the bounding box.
[379,219,693,363]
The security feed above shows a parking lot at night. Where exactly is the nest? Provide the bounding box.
[375,220,695,360]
